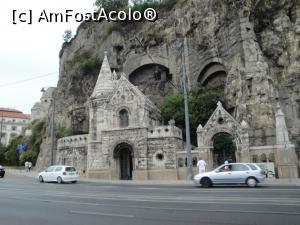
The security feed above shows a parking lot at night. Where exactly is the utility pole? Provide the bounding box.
[181,37,193,180]
[50,98,55,166]
[0,112,3,146]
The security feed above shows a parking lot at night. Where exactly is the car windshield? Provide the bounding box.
[65,167,76,172]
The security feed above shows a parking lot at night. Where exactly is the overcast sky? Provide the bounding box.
[0,0,95,114]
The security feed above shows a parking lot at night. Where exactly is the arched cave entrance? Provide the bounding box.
[114,143,133,180]
[212,132,237,168]
[129,63,173,107]
[197,62,227,90]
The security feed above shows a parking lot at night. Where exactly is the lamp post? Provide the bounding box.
[180,37,193,180]
[41,88,55,166]
[0,112,3,146]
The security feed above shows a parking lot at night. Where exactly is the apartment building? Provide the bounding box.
[0,108,31,146]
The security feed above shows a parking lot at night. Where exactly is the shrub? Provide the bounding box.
[62,29,72,43]
[74,51,102,75]
[94,0,127,11]
[20,150,37,166]
[56,127,73,139]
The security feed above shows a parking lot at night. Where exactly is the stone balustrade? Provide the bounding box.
[57,134,88,149]
[148,125,182,139]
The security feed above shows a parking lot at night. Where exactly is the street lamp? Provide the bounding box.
[41,87,55,166]
[179,37,193,180]
[0,112,3,146]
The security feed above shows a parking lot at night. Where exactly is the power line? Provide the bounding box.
[0,72,58,88]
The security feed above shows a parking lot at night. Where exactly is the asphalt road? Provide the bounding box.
[0,174,300,225]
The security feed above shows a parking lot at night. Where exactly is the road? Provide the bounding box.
[0,174,300,225]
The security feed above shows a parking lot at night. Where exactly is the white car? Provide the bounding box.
[193,163,265,187]
[38,165,79,184]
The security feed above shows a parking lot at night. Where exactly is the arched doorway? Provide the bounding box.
[114,143,133,180]
[197,102,250,170]
[212,132,236,167]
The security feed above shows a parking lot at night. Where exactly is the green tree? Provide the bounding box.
[27,119,46,165]
[4,136,23,166]
[161,89,224,145]
[62,29,72,43]
[0,145,6,164]
[94,0,128,11]
[20,150,37,166]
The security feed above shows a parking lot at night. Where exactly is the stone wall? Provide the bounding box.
[57,134,88,176]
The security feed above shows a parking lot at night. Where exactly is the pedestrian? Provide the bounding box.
[25,161,29,172]
[224,160,230,171]
[197,158,207,173]
[28,161,32,172]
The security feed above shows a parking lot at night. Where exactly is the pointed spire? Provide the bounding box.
[91,52,114,98]
[197,124,203,132]
[112,70,117,80]
[241,120,249,129]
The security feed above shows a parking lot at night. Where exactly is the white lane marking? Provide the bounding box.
[137,187,159,189]
[7,195,300,208]
[70,210,134,218]
[7,196,300,216]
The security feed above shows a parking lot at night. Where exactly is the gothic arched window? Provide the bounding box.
[119,109,129,127]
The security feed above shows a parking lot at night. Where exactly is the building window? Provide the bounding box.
[166,73,172,81]
[154,66,161,80]
[12,126,17,131]
[119,109,129,127]
[260,153,267,162]
[178,158,184,167]
[156,153,164,161]
[192,157,198,167]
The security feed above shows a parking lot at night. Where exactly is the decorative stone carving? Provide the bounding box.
[197,101,250,169]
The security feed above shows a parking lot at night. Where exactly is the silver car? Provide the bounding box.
[193,163,265,187]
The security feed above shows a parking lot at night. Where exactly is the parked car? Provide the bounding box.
[0,165,5,178]
[193,163,265,188]
[38,165,79,184]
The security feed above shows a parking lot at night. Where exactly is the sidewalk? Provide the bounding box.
[5,168,300,187]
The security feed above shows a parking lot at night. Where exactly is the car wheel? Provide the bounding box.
[39,176,44,183]
[201,177,212,188]
[57,176,63,184]
[72,181,77,184]
[246,177,257,187]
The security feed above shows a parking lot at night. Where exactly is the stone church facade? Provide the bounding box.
[56,52,299,180]
[57,53,185,180]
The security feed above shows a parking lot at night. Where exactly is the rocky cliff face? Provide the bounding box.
[36,0,300,170]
